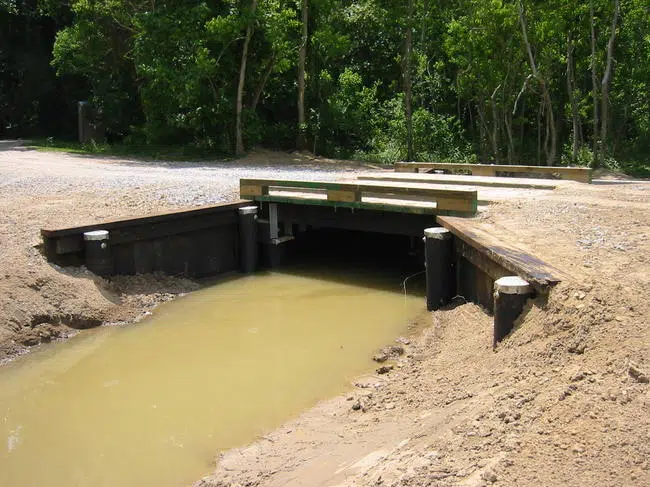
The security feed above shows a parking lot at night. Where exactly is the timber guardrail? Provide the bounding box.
[394,162,592,183]
[240,178,478,215]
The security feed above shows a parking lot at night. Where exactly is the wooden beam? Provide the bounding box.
[41,200,252,238]
[437,215,567,289]
[394,162,592,183]
[357,173,559,190]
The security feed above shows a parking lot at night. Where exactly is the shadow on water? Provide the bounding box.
[269,228,427,298]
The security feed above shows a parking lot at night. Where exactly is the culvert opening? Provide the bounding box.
[267,227,427,297]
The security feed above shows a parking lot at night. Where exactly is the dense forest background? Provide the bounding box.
[1,0,648,169]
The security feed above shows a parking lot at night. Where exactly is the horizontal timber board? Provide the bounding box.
[358,173,558,190]
[394,162,591,182]
[240,178,477,200]
[253,195,475,216]
[437,215,566,288]
[274,203,437,237]
[41,200,252,238]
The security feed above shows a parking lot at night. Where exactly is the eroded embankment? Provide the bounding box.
[198,280,650,487]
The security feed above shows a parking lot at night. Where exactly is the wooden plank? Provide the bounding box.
[435,197,475,212]
[240,184,268,197]
[41,200,251,237]
[437,215,566,289]
[357,172,559,190]
[253,195,476,216]
[471,166,497,177]
[327,189,360,203]
[239,178,477,200]
[394,162,592,183]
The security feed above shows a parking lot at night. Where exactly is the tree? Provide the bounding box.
[296,0,308,150]
[235,0,258,156]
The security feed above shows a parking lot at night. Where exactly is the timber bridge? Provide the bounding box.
[42,162,581,346]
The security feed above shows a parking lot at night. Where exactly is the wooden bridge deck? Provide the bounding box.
[240,178,479,216]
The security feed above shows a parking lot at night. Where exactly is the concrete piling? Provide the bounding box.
[493,276,532,348]
[424,227,454,311]
[83,230,112,277]
[238,205,259,274]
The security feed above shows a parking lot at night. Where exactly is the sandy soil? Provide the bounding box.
[1,141,649,486]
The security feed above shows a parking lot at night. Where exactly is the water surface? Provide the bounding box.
[0,270,424,487]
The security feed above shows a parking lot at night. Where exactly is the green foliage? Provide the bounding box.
[3,0,649,173]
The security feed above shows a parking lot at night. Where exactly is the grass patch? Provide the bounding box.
[619,159,650,178]
[25,138,232,162]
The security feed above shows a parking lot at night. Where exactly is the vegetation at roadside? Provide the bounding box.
[1,0,649,173]
[25,137,231,161]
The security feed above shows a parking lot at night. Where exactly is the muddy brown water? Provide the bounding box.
[0,269,424,487]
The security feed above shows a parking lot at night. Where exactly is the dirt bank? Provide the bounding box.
[1,142,648,485]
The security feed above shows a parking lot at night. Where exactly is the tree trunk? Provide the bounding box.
[489,85,501,163]
[504,110,515,164]
[296,0,308,150]
[404,0,414,161]
[566,31,581,163]
[251,54,276,112]
[590,2,599,166]
[600,0,620,165]
[235,0,258,156]
[518,0,556,166]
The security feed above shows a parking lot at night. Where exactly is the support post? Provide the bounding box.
[83,230,112,277]
[238,205,258,273]
[493,276,532,348]
[268,203,279,239]
[424,227,454,311]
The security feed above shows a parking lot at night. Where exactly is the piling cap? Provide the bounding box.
[83,230,109,241]
[424,227,451,240]
[238,205,259,215]
[494,276,531,295]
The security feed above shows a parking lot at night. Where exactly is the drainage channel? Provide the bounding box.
[0,260,425,487]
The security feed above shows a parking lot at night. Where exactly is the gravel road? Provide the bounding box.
[0,140,363,207]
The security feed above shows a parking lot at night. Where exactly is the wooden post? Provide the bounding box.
[238,206,258,274]
[493,276,532,348]
[424,227,454,311]
[83,230,112,277]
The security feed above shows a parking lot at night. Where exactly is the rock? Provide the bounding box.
[376,365,394,375]
[351,399,366,412]
[481,469,498,483]
[395,336,411,345]
[372,345,404,363]
[570,372,586,382]
[20,333,40,346]
[628,363,649,384]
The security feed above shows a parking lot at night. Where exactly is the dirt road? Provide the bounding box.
[1,141,649,486]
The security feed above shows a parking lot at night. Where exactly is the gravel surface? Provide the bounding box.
[0,141,362,207]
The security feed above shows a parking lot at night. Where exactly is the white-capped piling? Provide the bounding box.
[493,276,532,348]
[83,230,112,277]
